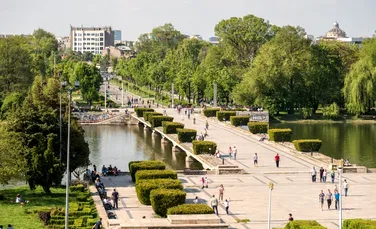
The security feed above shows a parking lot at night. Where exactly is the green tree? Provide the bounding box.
[74,62,102,105]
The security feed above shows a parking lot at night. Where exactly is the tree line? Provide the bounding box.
[115,14,375,116]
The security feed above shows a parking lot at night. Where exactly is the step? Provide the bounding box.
[167,214,221,224]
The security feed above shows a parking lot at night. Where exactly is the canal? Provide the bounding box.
[83,125,203,172]
[271,122,376,168]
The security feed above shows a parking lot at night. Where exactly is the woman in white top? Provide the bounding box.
[224,198,231,215]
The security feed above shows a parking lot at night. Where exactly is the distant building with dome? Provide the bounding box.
[325,22,347,38]
[312,21,368,44]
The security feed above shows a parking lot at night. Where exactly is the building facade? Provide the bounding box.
[69,26,114,54]
[114,30,122,42]
[318,22,368,44]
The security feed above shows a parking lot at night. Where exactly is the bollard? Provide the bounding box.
[193,118,196,124]
[222,157,224,165]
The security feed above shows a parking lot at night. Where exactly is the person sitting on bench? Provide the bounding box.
[113,166,118,176]
[103,197,112,210]
[107,165,113,176]
[102,165,108,176]
[259,134,267,141]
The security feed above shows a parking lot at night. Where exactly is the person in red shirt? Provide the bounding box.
[275,153,280,168]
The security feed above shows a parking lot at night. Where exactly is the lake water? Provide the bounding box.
[83,125,203,172]
[271,122,376,168]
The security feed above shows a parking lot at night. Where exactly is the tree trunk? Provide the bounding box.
[188,82,191,103]
[43,185,51,194]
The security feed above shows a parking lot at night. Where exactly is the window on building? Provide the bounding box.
[91,43,95,45]
[100,42,104,46]
[74,42,77,46]
[100,33,104,36]
[74,38,77,41]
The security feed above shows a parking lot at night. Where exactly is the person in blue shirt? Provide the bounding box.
[93,218,102,229]
[334,190,340,210]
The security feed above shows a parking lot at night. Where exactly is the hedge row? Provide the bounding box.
[230,116,250,126]
[292,139,322,152]
[134,107,154,117]
[150,189,186,217]
[268,128,292,142]
[216,111,236,121]
[144,112,162,122]
[192,140,217,155]
[167,204,214,215]
[149,115,174,128]
[247,122,268,134]
[129,160,166,182]
[203,108,220,117]
[343,219,376,229]
[177,128,197,142]
[163,122,185,134]
[135,169,177,184]
[285,220,327,229]
[135,179,183,205]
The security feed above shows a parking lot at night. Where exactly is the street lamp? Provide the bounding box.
[59,76,67,165]
[65,87,73,229]
[268,182,274,229]
[338,167,343,229]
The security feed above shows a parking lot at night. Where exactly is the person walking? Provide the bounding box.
[224,199,230,215]
[204,176,209,188]
[200,176,205,189]
[275,153,280,168]
[331,170,335,183]
[334,190,340,210]
[311,166,317,182]
[111,189,119,209]
[323,169,327,183]
[193,196,199,204]
[288,213,294,221]
[326,189,333,210]
[219,184,224,201]
[253,153,258,167]
[210,195,219,215]
[319,190,325,211]
[343,179,349,196]
[92,218,102,229]
[228,147,233,158]
[205,119,209,130]
[319,167,324,182]
[233,146,237,160]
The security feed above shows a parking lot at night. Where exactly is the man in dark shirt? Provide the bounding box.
[112,189,119,209]
[319,167,325,182]
[92,218,102,229]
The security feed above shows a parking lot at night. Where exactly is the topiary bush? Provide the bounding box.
[292,139,322,152]
[247,122,268,134]
[343,219,376,229]
[134,107,154,117]
[203,108,220,117]
[135,170,177,184]
[129,160,166,182]
[128,160,142,173]
[230,116,250,126]
[150,189,186,217]
[136,179,183,205]
[216,111,236,121]
[167,204,214,215]
[143,112,162,122]
[149,115,174,128]
[177,128,197,142]
[163,122,185,134]
[268,128,292,142]
[284,220,327,229]
[192,140,217,155]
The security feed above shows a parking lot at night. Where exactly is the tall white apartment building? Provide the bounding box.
[69,26,114,54]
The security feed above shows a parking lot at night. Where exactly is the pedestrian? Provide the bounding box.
[326,189,333,210]
[288,213,294,221]
[334,190,340,210]
[200,176,205,189]
[319,190,325,211]
[7,225,13,229]
[204,176,209,188]
[193,196,199,204]
[334,185,338,193]
[253,153,258,167]
[319,167,324,182]
[224,199,230,215]
[0,225,2,229]
[92,218,102,229]
[233,146,237,160]
[331,170,335,183]
[111,189,119,209]
[311,166,317,182]
[343,179,349,196]
[228,147,232,158]
[210,195,219,215]
[323,169,327,183]
[219,184,224,201]
[93,164,97,172]
[275,153,280,168]
[205,120,209,130]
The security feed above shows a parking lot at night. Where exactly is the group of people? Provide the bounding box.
[206,184,231,215]
[311,167,337,183]
[101,164,119,176]
[227,146,238,160]
[0,225,14,229]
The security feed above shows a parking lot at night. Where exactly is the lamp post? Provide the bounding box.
[213,82,217,108]
[121,81,124,107]
[104,80,107,111]
[268,182,274,229]
[171,83,174,109]
[65,87,73,229]
[338,167,343,229]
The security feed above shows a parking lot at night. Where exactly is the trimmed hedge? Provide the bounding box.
[135,169,177,184]
[292,139,322,152]
[129,160,166,182]
[144,112,162,122]
[192,140,217,155]
[163,122,185,134]
[167,204,214,215]
[230,116,250,126]
[150,189,186,217]
[203,108,220,117]
[268,128,292,142]
[134,107,154,117]
[285,220,327,229]
[216,111,236,121]
[128,160,142,173]
[177,128,197,142]
[343,219,376,229]
[149,115,174,128]
[247,122,268,134]
[136,179,183,205]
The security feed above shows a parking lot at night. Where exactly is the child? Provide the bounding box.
[204,176,209,188]
[224,199,230,215]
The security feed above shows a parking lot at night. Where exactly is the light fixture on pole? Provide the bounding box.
[59,76,67,165]
[171,83,174,109]
[65,87,73,229]
[338,167,343,229]
[121,81,124,107]
[268,182,274,229]
[104,80,107,111]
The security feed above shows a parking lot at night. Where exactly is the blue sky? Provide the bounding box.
[0,0,375,40]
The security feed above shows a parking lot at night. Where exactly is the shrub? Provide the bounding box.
[268,128,292,142]
[300,107,313,119]
[322,102,340,119]
[136,179,183,205]
[343,219,376,229]
[135,170,177,184]
[149,115,174,128]
[192,140,217,155]
[150,189,186,217]
[247,122,268,134]
[38,211,51,226]
[70,184,85,192]
[129,160,166,182]
[143,112,162,122]
[167,204,214,215]
[285,220,327,229]
[216,111,236,121]
[134,107,154,117]
[163,122,185,134]
[292,139,322,152]
[128,160,142,173]
[230,116,250,126]
[177,128,197,142]
[203,108,220,117]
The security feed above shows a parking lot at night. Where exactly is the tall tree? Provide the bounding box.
[74,62,102,105]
